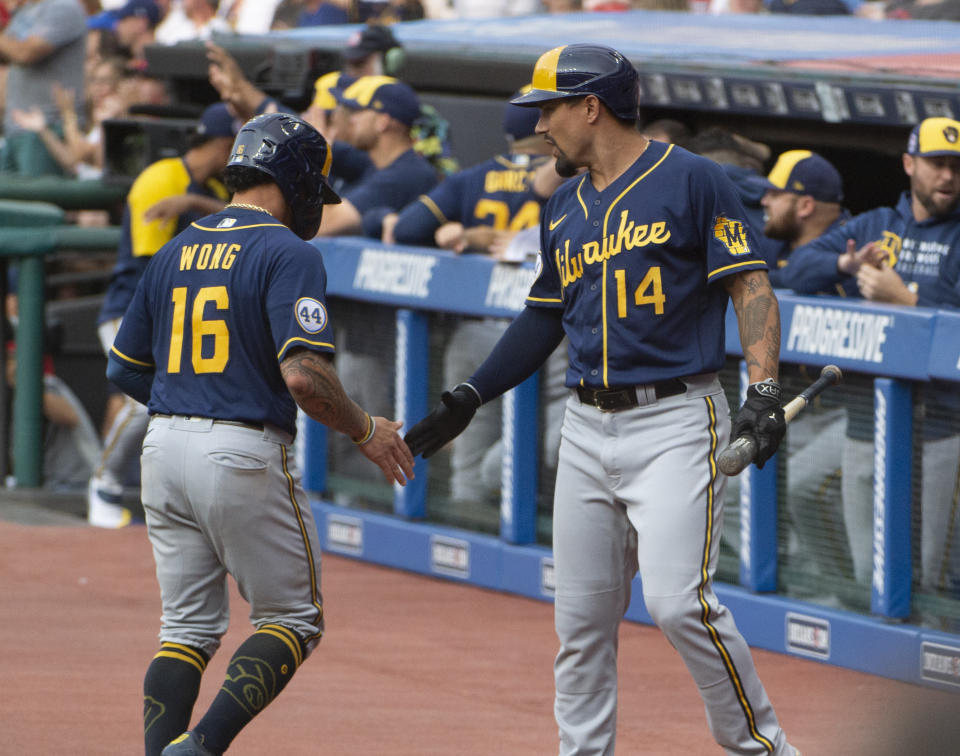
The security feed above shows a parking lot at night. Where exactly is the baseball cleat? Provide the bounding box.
[161,731,216,756]
[86,477,131,528]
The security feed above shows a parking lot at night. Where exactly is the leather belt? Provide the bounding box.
[153,414,264,432]
[576,378,686,412]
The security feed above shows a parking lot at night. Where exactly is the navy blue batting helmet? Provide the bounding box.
[227,112,340,240]
[510,44,639,123]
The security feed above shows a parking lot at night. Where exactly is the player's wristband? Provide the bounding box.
[353,413,376,446]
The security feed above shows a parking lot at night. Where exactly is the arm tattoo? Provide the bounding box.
[280,350,365,438]
[727,271,781,379]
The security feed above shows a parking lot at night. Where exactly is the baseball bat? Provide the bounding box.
[717,364,843,477]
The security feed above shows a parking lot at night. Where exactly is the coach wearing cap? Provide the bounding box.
[314,75,436,237]
[751,149,848,289]
[783,116,960,307]
[782,116,960,597]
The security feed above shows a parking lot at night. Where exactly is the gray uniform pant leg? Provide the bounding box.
[920,434,960,592]
[141,417,324,659]
[553,379,789,756]
[444,318,509,504]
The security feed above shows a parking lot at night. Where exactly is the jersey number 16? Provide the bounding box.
[167,285,229,374]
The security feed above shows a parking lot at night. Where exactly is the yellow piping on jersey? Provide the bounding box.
[418,194,448,225]
[699,396,775,754]
[110,345,154,367]
[277,337,335,358]
[709,259,766,278]
[191,221,287,232]
[526,295,563,303]
[575,176,589,219]
[280,445,324,641]
[599,144,673,387]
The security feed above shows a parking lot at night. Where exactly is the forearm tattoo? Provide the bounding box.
[280,350,365,437]
[728,272,780,378]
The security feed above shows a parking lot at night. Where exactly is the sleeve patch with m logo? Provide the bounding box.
[714,216,751,256]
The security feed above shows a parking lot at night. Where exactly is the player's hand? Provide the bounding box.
[144,195,191,223]
[357,417,415,486]
[731,380,785,469]
[435,222,467,253]
[404,384,481,458]
[856,262,914,304]
[381,212,399,244]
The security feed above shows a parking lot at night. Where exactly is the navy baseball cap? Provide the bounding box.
[503,86,541,141]
[343,24,400,62]
[752,150,843,203]
[196,103,239,140]
[907,117,960,157]
[338,76,420,127]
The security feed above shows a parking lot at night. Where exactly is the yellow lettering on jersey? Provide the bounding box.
[221,243,240,269]
[178,242,240,271]
[196,243,213,270]
[877,231,902,266]
[180,244,199,270]
[210,242,229,268]
[713,216,750,256]
[566,212,673,269]
[483,169,534,193]
[555,239,583,289]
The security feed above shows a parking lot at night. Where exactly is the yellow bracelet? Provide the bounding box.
[353,413,376,446]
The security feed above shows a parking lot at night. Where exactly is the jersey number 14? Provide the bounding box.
[614,266,664,317]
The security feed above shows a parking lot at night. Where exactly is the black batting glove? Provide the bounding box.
[404,383,482,458]
[732,379,786,469]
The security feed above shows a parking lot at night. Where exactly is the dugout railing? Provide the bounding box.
[299,236,960,692]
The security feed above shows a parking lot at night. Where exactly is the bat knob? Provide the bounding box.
[717,435,756,476]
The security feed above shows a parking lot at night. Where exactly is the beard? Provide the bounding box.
[763,214,801,243]
[916,186,960,219]
[555,153,578,178]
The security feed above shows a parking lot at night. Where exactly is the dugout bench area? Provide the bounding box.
[4,10,960,694]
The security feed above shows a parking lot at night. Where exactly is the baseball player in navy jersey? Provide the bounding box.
[783,117,960,597]
[107,112,413,756]
[87,102,237,528]
[405,44,799,755]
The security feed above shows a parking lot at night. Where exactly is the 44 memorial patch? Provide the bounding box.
[296,297,328,334]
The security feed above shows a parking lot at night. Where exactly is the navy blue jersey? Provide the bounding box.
[329,140,373,196]
[526,140,767,388]
[782,192,960,308]
[345,148,437,216]
[110,207,335,435]
[393,153,551,245]
[99,157,229,324]
[768,210,852,291]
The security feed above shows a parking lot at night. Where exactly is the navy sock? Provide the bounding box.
[193,624,306,754]
[143,643,208,756]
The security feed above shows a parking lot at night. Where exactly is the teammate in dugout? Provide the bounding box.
[405,44,800,756]
[782,116,960,598]
[106,113,414,756]
[87,102,237,529]
[383,88,566,508]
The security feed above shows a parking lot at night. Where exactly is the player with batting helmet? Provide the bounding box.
[107,112,414,756]
[405,44,799,755]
